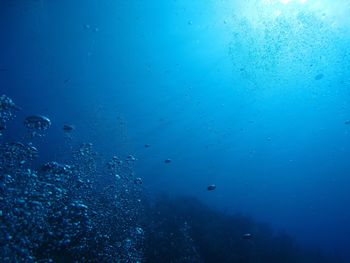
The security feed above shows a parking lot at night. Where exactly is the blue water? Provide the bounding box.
[1,0,350,262]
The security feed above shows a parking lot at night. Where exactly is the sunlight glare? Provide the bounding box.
[263,0,308,5]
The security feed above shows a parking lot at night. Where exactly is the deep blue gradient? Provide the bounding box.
[1,0,350,260]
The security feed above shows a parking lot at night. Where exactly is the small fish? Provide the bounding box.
[207,184,216,191]
[242,233,253,240]
[164,159,172,164]
[63,124,75,132]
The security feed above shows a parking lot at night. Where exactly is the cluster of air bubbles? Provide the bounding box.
[0,95,20,135]
[24,115,51,138]
[41,161,72,175]
[120,227,145,262]
[0,142,38,171]
[78,142,94,156]
[0,94,145,262]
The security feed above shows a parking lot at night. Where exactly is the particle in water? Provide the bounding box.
[314,73,324,80]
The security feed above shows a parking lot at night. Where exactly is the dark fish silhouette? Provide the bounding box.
[207,184,216,191]
[63,124,75,132]
[242,233,253,240]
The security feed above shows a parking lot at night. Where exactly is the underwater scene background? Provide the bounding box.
[1,0,350,262]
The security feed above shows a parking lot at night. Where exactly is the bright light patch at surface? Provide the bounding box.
[263,0,308,5]
[279,0,307,4]
[236,0,344,29]
[213,0,350,91]
[210,0,350,93]
[280,0,291,4]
